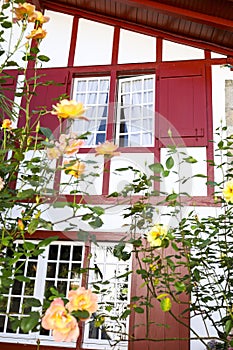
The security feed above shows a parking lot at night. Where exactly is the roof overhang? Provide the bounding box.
[35,0,233,56]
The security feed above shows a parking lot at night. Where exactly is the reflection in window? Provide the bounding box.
[83,243,131,349]
[72,77,110,146]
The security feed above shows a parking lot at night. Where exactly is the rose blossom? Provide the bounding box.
[64,160,85,178]
[42,298,80,342]
[26,28,47,40]
[52,100,87,120]
[66,287,98,316]
[95,141,120,157]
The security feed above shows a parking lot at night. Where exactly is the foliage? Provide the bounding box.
[1,1,233,350]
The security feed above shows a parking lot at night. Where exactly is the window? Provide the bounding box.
[0,241,84,347]
[72,77,110,146]
[116,75,155,147]
[0,241,132,350]
[72,74,155,147]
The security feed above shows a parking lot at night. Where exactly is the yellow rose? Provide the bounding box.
[26,28,47,40]
[64,139,84,156]
[95,141,120,157]
[28,11,50,25]
[222,180,233,203]
[66,287,98,317]
[13,3,35,20]
[52,100,87,119]
[42,298,79,342]
[147,223,168,247]
[64,161,85,178]
[46,147,62,160]
[2,119,12,129]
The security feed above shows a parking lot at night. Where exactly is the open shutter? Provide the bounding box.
[129,247,189,350]
[157,62,207,147]
[18,68,70,137]
[0,69,18,121]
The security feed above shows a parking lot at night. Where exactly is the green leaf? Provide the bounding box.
[121,309,131,319]
[166,156,174,169]
[89,216,103,229]
[37,236,58,248]
[39,127,52,139]
[6,61,18,67]
[37,55,50,62]
[72,310,90,320]
[183,156,197,164]
[23,241,35,251]
[160,297,172,312]
[1,21,12,28]
[27,219,39,235]
[134,307,144,314]
[174,282,186,292]
[15,276,30,283]
[21,312,40,333]
[149,163,164,173]
[24,298,41,307]
[225,319,233,335]
[91,206,105,215]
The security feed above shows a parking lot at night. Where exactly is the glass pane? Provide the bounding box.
[72,246,83,261]
[12,280,22,295]
[9,298,21,313]
[60,245,71,261]
[24,280,35,296]
[0,316,5,332]
[39,10,73,67]
[57,281,67,295]
[58,263,69,278]
[26,262,37,277]
[46,263,56,278]
[118,29,156,63]
[74,19,114,66]
[48,245,58,260]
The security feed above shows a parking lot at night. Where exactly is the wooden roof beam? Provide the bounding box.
[121,0,233,31]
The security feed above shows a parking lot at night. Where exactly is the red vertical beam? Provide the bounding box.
[68,16,79,67]
[205,51,214,197]
[102,27,119,195]
[156,36,162,63]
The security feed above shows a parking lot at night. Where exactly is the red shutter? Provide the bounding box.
[157,62,207,147]
[129,246,189,350]
[18,68,70,137]
[0,69,18,120]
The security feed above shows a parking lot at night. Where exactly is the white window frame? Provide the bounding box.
[72,76,110,146]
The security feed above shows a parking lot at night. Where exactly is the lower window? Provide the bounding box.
[0,240,131,349]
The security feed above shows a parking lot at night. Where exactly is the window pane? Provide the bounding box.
[118,29,156,63]
[116,75,155,147]
[72,77,110,146]
[74,19,114,66]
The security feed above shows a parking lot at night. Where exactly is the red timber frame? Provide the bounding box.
[1,2,233,350]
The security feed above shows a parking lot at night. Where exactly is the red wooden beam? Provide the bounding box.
[40,1,233,56]
[120,0,233,31]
